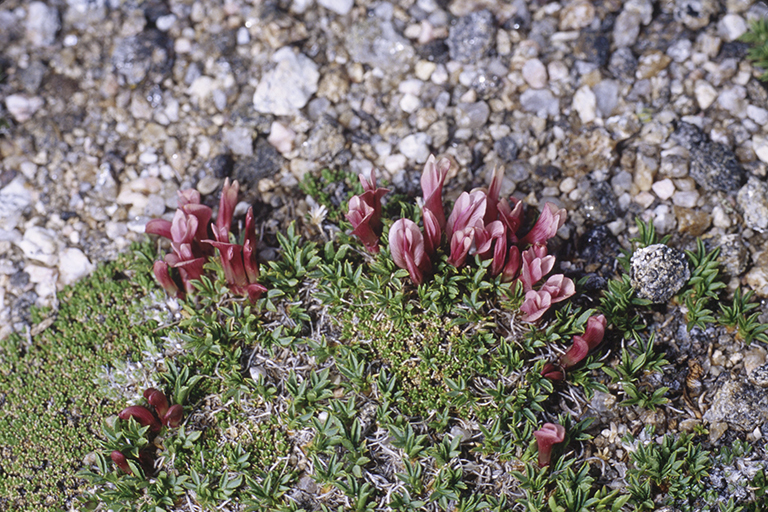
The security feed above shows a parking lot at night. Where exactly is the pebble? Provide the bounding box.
[26,264,58,299]
[694,80,718,110]
[26,1,60,47]
[717,234,749,276]
[717,85,747,117]
[346,19,414,71]
[222,127,254,157]
[671,122,745,192]
[613,10,642,48]
[559,0,595,30]
[522,59,548,89]
[652,178,675,200]
[0,177,33,234]
[737,177,768,233]
[630,244,690,303]
[268,122,296,155]
[253,47,320,116]
[446,10,495,63]
[703,380,768,431]
[317,0,353,16]
[5,95,44,123]
[58,248,95,286]
[398,133,431,163]
[671,190,699,208]
[16,226,59,267]
[454,102,490,130]
[593,80,619,118]
[718,14,747,42]
[746,251,768,298]
[573,85,597,123]
[753,135,768,164]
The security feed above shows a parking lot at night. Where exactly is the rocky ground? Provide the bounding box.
[3,0,768,507]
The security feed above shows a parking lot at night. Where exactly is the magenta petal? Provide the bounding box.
[119,406,161,433]
[423,208,441,256]
[143,388,169,418]
[177,189,201,207]
[541,274,576,304]
[153,261,180,297]
[534,422,566,467]
[541,362,564,381]
[162,404,184,428]
[520,289,552,322]
[111,451,132,474]
[501,246,521,283]
[145,219,172,239]
[421,155,449,230]
[389,219,430,284]
[583,314,607,349]
[246,283,267,303]
[560,336,590,370]
[215,178,239,238]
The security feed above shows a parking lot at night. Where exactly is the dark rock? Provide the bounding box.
[494,136,518,163]
[111,29,174,86]
[671,122,745,192]
[717,234,749,277]
[416,39,450,64]
[11,291,37,325]
[142,0,171,25]
[9,270,29,290]
[446,10,496,63]
[205,154,235,179]
[19,61,47,94]
[471,70,503,99]
[578,225,620,266]
[580,181,618,223]
[630,244,690,303]
[574,30,610,67]
[233,140,282,186]
[717,41,750,62]
[608,47,637,81]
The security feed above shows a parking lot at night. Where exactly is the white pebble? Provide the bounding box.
[651,178,675,200]
[58,247,95,286]
[268,121,296,154]
[672,190,699,208]
[522,59,548,89]
[573,85,597,123]
[399,93,422,113]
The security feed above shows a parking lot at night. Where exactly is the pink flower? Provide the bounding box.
[347,195,381,253]
[498,198,524,244]
[540,362,564,381]
[359,169,389,233]
[483,165,504,225]
[143,388,169,418]
[474,220,507,276]
[389,219,431,285]
[243,207,260,283]
[534,422,566,467]
[177,189,201,207]
[423,208,441,256]
[501,245,521,283]
[165,256,206,293]
[446,190,486,242]
[448,227,476,268]
[559,314,607,370]
[520,289,552,322]
[560,336,590,370]
[582,314,607,348]
[520,247,556,291]
[213,178,239,243]
[152,261,181,298]
[163,404,183,428]
[540,274,575,304]
[520,203,567,247]
[421,154,450,230]
[111,451,132,474]
[119,405,161,433]
[207,240,265,302]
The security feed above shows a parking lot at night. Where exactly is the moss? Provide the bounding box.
[0,244,166,510]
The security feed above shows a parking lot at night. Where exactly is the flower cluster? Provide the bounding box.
[111,387,183,475]
[541,314,607,381]
[345,171,389,254]
[346,154,575,321]
[146,179,266,303]
[533,422,566,467]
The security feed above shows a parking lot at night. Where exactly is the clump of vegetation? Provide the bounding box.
[8,160,768,511]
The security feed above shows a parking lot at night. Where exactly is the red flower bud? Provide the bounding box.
[143,388,169,418]
[163,404,183,428]
[118,405,161,433]
[110,451,132,474]
[534,422,566,467]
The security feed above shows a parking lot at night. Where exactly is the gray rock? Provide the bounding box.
[749,363,768,388]
[222,127,254,157]
[4,95,44,123]
[300,118,345,164]
[26,1,59,47]
[0,177,32,235]
[671,122,745,192]
[519,89,559,118]
[345,19,414,72]
[446,10,496,63]
[630,244,690,303]
[703,379,768,429]
[494,136,518,163]
[580,181,618,224]
[253,47,319,115]
[613,10,642,48]
[64,0,107,30]
[737,177,768,233]
[112,30,173,86]
[58,248,95,286]
[454,101,490,130]
[608,47,638,81]
[717,234,749,276]
[593,80,620,118]
[317,0,353,16]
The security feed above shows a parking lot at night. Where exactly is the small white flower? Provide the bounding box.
[308,203,328,227]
